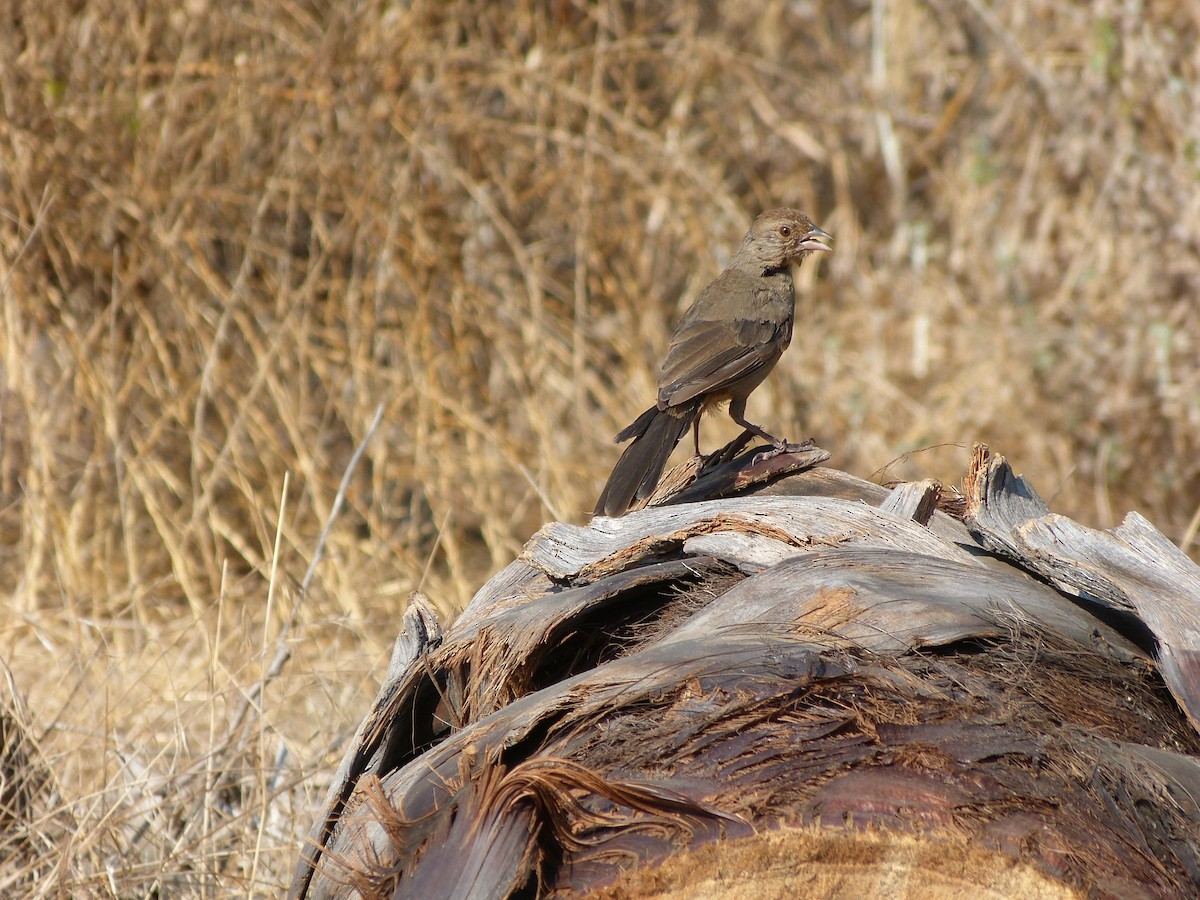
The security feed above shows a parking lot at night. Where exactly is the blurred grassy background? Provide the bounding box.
[1,0,1198,894]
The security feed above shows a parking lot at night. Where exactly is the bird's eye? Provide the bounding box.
[778,225,792,237]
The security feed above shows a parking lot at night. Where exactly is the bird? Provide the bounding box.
[593,208,832,518]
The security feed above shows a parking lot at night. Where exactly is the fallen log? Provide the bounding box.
[291,443,1200,899]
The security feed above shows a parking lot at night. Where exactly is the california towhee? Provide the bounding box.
[594,208,832,517]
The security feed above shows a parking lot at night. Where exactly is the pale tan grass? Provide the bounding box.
[1,0,1199,893]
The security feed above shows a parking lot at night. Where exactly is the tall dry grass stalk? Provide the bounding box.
[1,0,1197,894]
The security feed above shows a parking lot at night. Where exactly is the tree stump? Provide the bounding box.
[291,443,1200,899]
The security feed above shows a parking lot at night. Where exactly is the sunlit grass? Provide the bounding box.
[0,0,1197,893]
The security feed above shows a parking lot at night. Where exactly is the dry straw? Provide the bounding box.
[0,0,1197,894]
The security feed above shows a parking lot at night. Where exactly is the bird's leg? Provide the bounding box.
[728,397,785,448]
[728,398,804,460]
[694,410,737,470]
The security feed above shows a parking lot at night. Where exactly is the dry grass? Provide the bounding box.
[0,0,1198,895]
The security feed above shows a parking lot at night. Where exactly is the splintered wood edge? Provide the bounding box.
[962,445,1200,737]
[962,441,992,519]
[881,479,942,525]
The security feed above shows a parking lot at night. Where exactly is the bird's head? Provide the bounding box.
[740,208,833,272]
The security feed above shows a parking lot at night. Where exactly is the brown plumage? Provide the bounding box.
[593,208,832,518]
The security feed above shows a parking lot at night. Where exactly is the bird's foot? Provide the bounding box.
[752,438,815,465]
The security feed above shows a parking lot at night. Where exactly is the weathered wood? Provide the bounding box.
[440,556,729,721]
[292,446,1200,899]
[533,495,985,582]
[965,446,1200,732]
[755,464,891,504]
[306,613,1195,897]
[302,634,839,898]
[880,478,941,525]
[296,555,741,898]
[681,530,802,573]
[456,558,554,631]
[300,541,1160,895]
[663,548,1145,662]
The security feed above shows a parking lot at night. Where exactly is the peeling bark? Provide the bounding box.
[292,443,1200,900]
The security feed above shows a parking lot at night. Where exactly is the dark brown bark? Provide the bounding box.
[292,443,1200,900]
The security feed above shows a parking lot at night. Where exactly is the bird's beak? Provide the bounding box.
[800,225,833,252]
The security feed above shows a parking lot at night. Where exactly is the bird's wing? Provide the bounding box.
[656,314,787,407]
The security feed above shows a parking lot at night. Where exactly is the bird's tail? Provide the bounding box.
[593,403,697,517]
